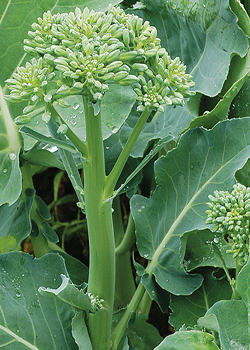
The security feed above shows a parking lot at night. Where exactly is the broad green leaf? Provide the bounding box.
[180,229,235,271]
[230,77,250,118]
[0,188,34,245]
[54,84,136,142]
[235,157,250,187]
[21,149,64,170]
[141,274,170,313]
[0,236,19,254]
[39,274,95,311]
[136,0,248,97]
[113,312,162,350]
[131,117,250,296]
[170,268,232,330]
[154,330,219,350]
[236,257,250,306]
[198,299,249,350]
[53,251,88,286]
[0,252,78,349]
[186,52,250,130]
[127,314,162,350]
[0,86,21,205]
[72,310,93,350]
[120,104,193,158]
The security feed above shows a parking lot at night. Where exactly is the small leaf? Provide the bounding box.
[20,126,77,153]
[35,195,51,220]
[72,311,93,350]
[0,188,35,245]
[41,221,59,243]
[39,274,96,312]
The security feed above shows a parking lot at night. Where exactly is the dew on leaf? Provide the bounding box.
[9,152,17,160]
[73,103,80,110]
[112,127,119,134]
[3,169,7,174]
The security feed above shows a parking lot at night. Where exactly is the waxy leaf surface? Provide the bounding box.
[154,331,219,350]
[0,252,79,349]
[138,0,248,97]
[170,268,232,330]
[131,118,250,297]
[198,299,249,350]
[0,87,21,205]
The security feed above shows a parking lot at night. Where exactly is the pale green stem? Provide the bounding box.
[113,197,136,309]
[110,282,146,350]
[137,290,152,315]
[21,161,50,258]
[83,96,115,350]
[115,213,135,256]
[104,108,151,198]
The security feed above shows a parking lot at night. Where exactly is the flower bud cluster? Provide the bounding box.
[5,57,51,104]
[6,5,194,114]
[87,293,104,312]
[206,183,250,259]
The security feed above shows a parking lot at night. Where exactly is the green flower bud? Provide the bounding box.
[123,29,130,47]
[132,63,148,72]
[118,74,139,85]
[14,116,32,125]
[119,51,138,61]
[106,49,120,62]
[113,71,129,81]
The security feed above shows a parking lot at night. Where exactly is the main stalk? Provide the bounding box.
[83,97,115,350]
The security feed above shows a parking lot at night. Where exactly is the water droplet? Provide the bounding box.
[213,237,220,244]
[73,103,80,110]
[15,291,21,298]
[9,153,16,160]
[151,291,155,296]
[112,127,119,134]
[106,146,110,150]
[190,164,194,169]
[3,169,7,174]
[72,121,77,126]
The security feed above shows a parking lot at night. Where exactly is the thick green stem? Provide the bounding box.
[83,97,115,350]
[105,108,151,198]
[21,162,50,257]
[110,282,146,350]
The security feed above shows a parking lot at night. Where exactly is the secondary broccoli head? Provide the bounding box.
[206,183,250,260]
